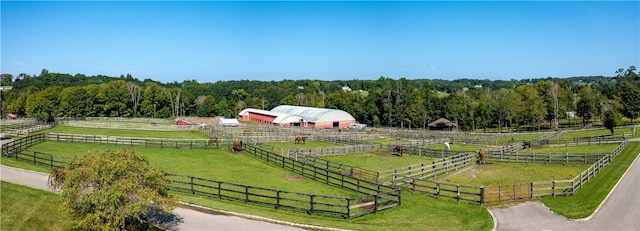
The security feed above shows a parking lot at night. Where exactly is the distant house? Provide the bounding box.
[218,118,240,127]
[6,113,17,120]
[428,118,457,131]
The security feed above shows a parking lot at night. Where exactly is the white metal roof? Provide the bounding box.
[238,108,304,124]
[270,105,355,123]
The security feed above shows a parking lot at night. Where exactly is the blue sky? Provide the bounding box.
[2,1,639,83]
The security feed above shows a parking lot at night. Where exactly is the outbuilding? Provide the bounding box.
[428,118,457,131]
[218,118,240,127]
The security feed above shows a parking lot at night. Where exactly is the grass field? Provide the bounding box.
[41,126,207,139]
[427,143,485,152]
[437,163,589,186]
[559,128,632,139]
[324,152,439,171]
[542,142,640,219]
[21,141,358,197]
[493,133,549,145]
[0,181,71,230]
[518,143,619,154]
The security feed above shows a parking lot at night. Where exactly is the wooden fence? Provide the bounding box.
[377,153,475,185]
[58,120,198,131]
[386,144,471,158]
[288,144,381,159]
[486,152,608,165]
[46,133,229,149]
[1,134,401,218]
[407,179,484,204]
[168,173,398,218]
[5,124,53,136]
[482,140,629,205]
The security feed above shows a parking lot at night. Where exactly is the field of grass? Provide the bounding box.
[40,126,207,139]
[518,143,619,154]
[438,163,589,186]
[324,152,437,171]
[427,143,485,152]
[0,181,71,230]
[493,133,549,145]
[542,142,640,219]
[22,141,357,197]
[176,189,493,231]
[559,128,632,139]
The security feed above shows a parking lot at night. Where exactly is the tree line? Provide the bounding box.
[1,66,638,132]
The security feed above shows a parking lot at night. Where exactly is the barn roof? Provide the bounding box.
[270,105,355,123]
[238,108,305,124]
[428,118,457,127]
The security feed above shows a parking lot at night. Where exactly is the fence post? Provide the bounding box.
[346,198,351,218]
[480,186,484,205]
[456,184,460,202]
[245,186,249,204]
[309,195,315,215]
[530,182,533,199]
[190,176,194,194]
[436,182,440,198]
[552,181,556,197]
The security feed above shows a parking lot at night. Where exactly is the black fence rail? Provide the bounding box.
[1,134,401,219]
[46,133,230,149]
[2,133,46,156]
[244,145,399,196]
[167,173,400,218]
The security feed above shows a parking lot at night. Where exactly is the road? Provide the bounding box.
[0,165,324,231]
[490,148,640,231]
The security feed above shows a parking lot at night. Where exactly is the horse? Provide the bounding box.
[444,142,451,151]
[232,141,243,152]
[393,145,404,156]
[430,134,437,140]
[295,136,306,144]
[478,149,486,164]
[522,141,532,149]
[208,136,218,145]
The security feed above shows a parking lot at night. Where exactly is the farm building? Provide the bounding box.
[428,118,457,131]
[239,105,355,128]
[6,113,17,120]
[218,118,240,127]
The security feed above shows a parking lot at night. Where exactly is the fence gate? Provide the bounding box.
[351,167,377,183]
[483,183,531,205]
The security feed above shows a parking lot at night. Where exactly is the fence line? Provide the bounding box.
[288,144,381,159]
[1,134,401,218]
[46,133,229,149]
[377,152,475,185]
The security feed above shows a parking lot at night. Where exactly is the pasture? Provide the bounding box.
[559,128,632,139]
[324,152,441,172]
[426,143,484,152]
[25,141,358,197]
[0,181,71,230]
[42,126,206,139]
[437,163,589,186]
[518,143,619,153]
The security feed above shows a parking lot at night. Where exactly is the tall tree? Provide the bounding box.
[576,86,597,126]
[126,82,142,117]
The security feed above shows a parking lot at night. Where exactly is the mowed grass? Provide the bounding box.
[438,163,588,186]
[518,144,619,154]
[494,133,549,145]
[542,142,640,219]
[427,143,486,152]
[24,141,357,197]
[41,125,207,139]
[324,152,439,172]
[265,141,338,155]
[0,181,71,230]
[176,189,493,231]
[559,128,632,139]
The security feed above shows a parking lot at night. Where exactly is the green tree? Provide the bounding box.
[49,148,177,231]
[576,86,597,126]
[515,84,545,131]
[615,66,640,123]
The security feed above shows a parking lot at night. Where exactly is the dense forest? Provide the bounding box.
[1,66,638,132]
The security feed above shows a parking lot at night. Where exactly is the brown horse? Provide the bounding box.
[394,145,404,156]
[232,141,243,152]
[522,141,532,149]
[478,149,486,164]
[295,136,306,144]
[430,134,436,139]
[208,136,218,145]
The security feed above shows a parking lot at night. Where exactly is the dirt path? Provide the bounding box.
[489,148,640,230]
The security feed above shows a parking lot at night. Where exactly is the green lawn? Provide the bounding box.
[437,163,588,186]
[428,143,485,152]
[175,189,493,231]
[559,128,632,139]
[22,141,358,197]
[0,181,71,230]
[41,126,207,139]
[542,142,640,219]
[324,152,438,172]
[518,144,619,154]
[494,133,548,145]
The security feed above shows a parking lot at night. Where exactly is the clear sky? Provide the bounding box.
[1,1,639,83]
